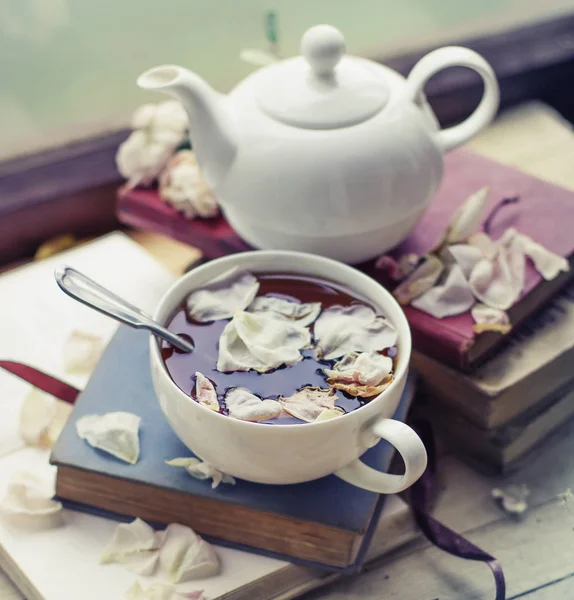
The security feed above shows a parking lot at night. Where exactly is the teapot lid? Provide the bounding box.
[256,25,390,130]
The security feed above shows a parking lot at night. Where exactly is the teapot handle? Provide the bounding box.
[406,46,500,153]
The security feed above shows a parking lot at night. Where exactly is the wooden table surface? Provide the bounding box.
[1,102,574,599]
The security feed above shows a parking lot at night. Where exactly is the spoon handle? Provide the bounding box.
[54,266,194,353]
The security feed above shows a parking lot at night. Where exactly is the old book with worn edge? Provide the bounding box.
[50,325,417,571]
[117,148,574,372]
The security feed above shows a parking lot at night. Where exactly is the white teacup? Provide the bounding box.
[150,250,427,493]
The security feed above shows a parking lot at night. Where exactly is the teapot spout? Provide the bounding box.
[137,65,236,189]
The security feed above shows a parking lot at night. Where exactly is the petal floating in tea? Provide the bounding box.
[126,582,205,600]
[165,457,236,489]
[0,471,62,526]
[194,372,219,411]
[471,303,511,334]
[446,244,484,278]
[186,268,259,322]
[224,388,282,422]
[328,374,393,399]
[279,387,337,422]
[411,264,475,318]
[314,304,397,360]
[76,412,141,464]
[315,407,345,421]
[324,351,393,387]
[217,311,310,373]
[392,255,444,305]
[247,296,322,326]
[62,330,105,375]
[159,523,220,583]
[100,518,160,575]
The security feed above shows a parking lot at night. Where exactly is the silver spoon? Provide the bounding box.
[54,266,194,353]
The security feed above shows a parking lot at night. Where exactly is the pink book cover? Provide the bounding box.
[117,148,574,371]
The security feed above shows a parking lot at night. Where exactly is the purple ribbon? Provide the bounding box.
[1,363,505,597]
[409,419,506,600]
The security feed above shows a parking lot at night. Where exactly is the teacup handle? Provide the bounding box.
[334,418,427,493]
[405,46,500,153]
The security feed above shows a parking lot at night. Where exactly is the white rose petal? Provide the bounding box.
[412,264,475,318]
[224,387,282,422]
[194,373,219,411]
[507,229,570,281]
[166,458,236,489]
[247,296,322,326]
[279,387,339,423]
[446,244,484,278]
[323,351,393,387]
[186,268,259,323]
[314,304,397,361]
[76,412,141,464]
[443,187,489,245]
[392,255,444,305]
[471,303,511,334]
[62,330,105,374]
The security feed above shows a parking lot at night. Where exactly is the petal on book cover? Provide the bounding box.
[446,244,484,278]
[444,187,489,245]
[165,457,236,489]
[247,296,322,326]
[468,231,498,260]
[224,387,282,422]
[471,304,511,334]
[217,311,310,373]
[323,352,393,387]
[76,412,141,464]
[314,304,397,360]
[411,265,475,318]
[62,330,105,375]
[279,387,338,422]
[392,255,444,305]
[159,523,220,583]
[186,268,259,322]
[194,373,219,411]
[508,229,570,280]
[375,253,419,280]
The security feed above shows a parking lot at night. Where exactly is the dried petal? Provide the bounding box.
[159,523,220,583]
[126,581,205,600]
[508,229,570,280]
[100,518,160,575]
[225,388,282,422]
[471,304,511,334]
[62,330,105,374]
[165,458,236,489]
[375,253,419,280]
[0,471,62,525]
[279,387,337,422]
[324,351,393,387]
[194,373,218,411]
[392,255,444,305]
[247,296,321,326]
[186,268,259,322]
[217,311,310,373]
[491,485,529,515]
[76,412,141,464]
[468,231,498,260]
[315,408,345,421]
[329,374,393,399]
[446,244,483,278]
[443,187,489,245]
[411,264,475,318]
[314,304,397,360]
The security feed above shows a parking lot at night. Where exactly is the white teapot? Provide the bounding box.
[138,25,499,264]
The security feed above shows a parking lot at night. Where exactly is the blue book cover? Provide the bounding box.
[50,326,416,572]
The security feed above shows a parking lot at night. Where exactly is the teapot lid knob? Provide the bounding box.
[301,25,345,78]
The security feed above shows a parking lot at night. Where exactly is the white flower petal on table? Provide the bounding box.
[247,296,322,326]
[62,330,105,374]
[126,581,205,600]
[443,187,489,245]
[0,471,62,526]
[166,458,236,489]
[159,523,220,583]
[76,412,141,464]
[217,311,310,373]
[194,373,219,411]
[468,232,498,260]
[471,303,511,334]
[505,228,570,281]
[411,264,475,319]
[446,244,484,278]
[323,351,393,387]
[392,255,444,305]
[18,388,57,448]
[100,518,160,575]
[279,387,339,422]
[224,388,282,422]
[186,268,259,322]
[314,304,397,361]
